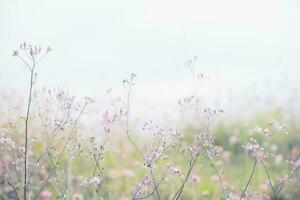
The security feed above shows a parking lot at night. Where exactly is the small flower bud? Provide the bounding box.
[46,46,53,53]
[12,50,18,57]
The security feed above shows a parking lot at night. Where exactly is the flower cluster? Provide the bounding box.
[13,42,52,58]
[1,49,299,200]
[81,176,101,186]
[243,137,268,163]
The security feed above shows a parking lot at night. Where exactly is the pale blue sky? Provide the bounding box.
[1,0,299,118]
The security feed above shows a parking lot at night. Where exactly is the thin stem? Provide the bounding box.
[17,55,32,71]
[134,178,164,200]
[66,156,72,199]
[172,156,198,200]
[91,132,110,200]
[131,180,145,199]
[262,163,277,199]
[150,169,161,200]
[92,132,109,176]
[240,159,257,200]
[8,181,20,199]
[208,156,226,197]
[33,104,87,199]
[120,86,143,158]
[35,52,49,65]
[15,47,50,199]
[275,183,284,200]
[5,161,20,199]
[24,60,35,200]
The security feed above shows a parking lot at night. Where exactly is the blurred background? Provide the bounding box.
[1,1,300,199]
[1,0,299,122]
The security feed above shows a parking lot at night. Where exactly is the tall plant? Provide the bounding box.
[13,43,52,199]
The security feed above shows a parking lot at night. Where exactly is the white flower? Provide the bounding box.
[254,127,262,133]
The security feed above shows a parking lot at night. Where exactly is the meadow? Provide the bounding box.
[0,44,299,200]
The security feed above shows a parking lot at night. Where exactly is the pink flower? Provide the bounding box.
[263,129,271,137]
[221,150,231,161]
[39,191,52,200]
[190,175,200,185]
[73,193,84,200]
[277,175,288,185]
[243,138,268,163]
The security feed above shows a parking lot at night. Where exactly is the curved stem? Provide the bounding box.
[210,158,226,197]
[150,169,161,200]
[172,156,198,200]
[262,163,277,199]
[275,184,284,200]
[240,159,257,200]
[17,55,32,71]
[134,180,163,200]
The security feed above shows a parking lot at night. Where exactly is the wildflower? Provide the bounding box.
[190,175,200,185]
[277,175,288,185]
[263,129,271,138]
[295,158,300,168]
[262,194,271,200]
[292,147,300,157]
[1,155,12,165]
[254,126,262,133]
[30,136,38,143]
[82,176,101,186]
[28,45,42,56]
[72,193,84,200]
[141,176,152,186]
[221,150,231,161]
[39,190,52,200]
[6,190,18,199]
[169,166,181,176]
[12,50,18,56]
[0,137,13,145]
[104,127,110,133]
[269,121,288,134]
[243,138,268,163]
[16,42,46,58]
[46,46,53,53]
[247,192,271,200]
